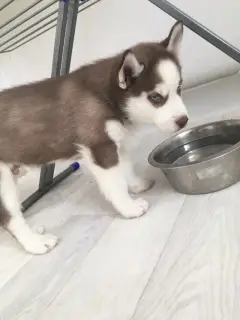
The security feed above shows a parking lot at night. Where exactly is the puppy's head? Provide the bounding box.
[117,21,188,132]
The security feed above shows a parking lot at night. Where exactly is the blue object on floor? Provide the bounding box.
[71,161,80,171]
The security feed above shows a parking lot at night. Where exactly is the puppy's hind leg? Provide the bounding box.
[0,164,58,254]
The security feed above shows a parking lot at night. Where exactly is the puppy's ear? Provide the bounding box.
[118,50,144,90]
[161,21,183,55]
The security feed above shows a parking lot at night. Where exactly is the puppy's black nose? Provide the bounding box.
[175,115,188,129]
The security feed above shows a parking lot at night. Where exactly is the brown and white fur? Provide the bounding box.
[0,22,188,254]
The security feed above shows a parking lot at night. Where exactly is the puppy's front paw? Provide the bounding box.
[120,198,149,219]
[129,178,155,194]
[23,232,59,255]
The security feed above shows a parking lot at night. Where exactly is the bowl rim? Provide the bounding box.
[148,118,240,169]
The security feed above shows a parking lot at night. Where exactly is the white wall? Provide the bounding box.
[0,0,239,90]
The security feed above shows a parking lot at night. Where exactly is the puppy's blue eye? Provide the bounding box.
[148,92,164,103]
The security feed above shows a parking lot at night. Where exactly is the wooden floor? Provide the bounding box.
[1,76,240,320]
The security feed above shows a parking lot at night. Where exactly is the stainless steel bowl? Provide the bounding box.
[148,119,240,194]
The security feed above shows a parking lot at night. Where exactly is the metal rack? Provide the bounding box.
[0,0,100,53]
[0,0,101,211]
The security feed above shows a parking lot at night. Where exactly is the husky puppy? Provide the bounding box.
[0,21,188,254]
